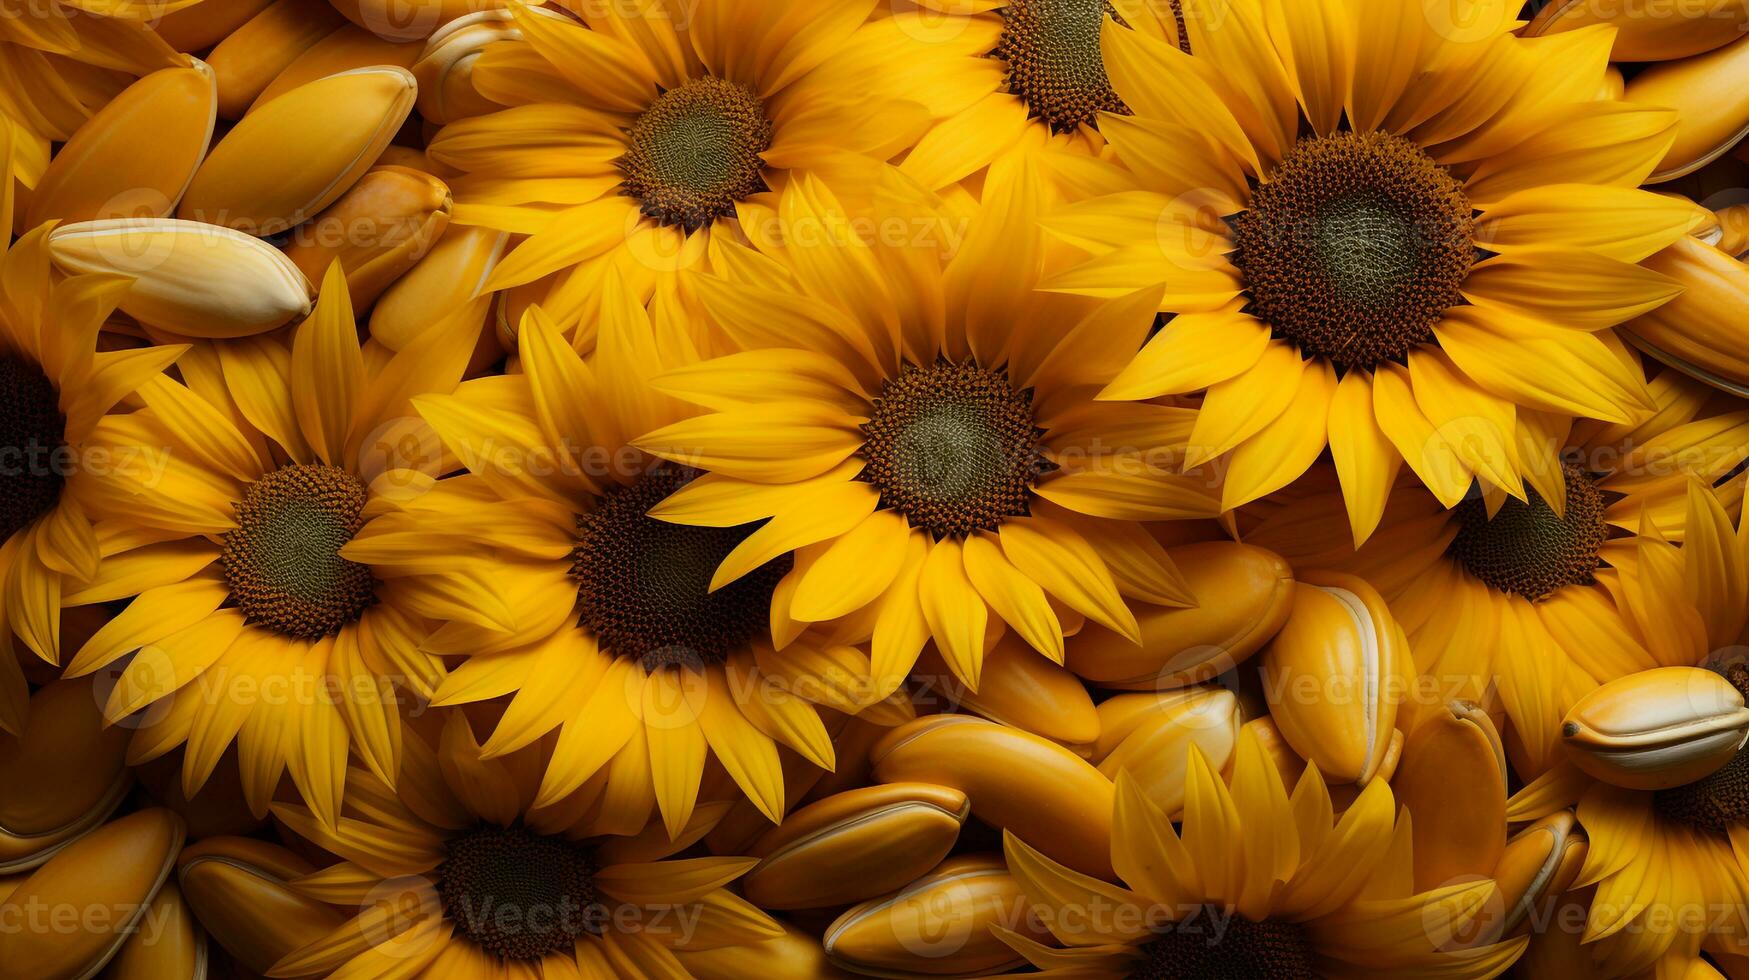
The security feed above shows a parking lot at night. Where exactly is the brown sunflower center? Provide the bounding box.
[1447,464,1607,602]
[996,0,1130,132]
[1132,911,1316,979]
[1229,131,1476,370]
[619,76,773,231]
[436,824,604,960]
[572,467,789,671]
[220,464,377,639]
[1656,664,1749,834]
[0,354,66,542]
[858,359,1051,539]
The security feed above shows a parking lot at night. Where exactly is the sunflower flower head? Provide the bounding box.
[426,0,947,337]
[412,286,872,842]
[59,261,495,827]
[633,162,1221,698]
[1053,0,1708,540]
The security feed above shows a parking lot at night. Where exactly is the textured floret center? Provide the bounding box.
[858,359,1051,539]
[220,464,377,639]
[1447,464,1608,602]
[1656,664,1749,834]
[0,354,66,542]
[620,76,773,230]
[572,467,789,671]
[1229,130,1476,369]
[1132,911,1316,979]
[437,824,603,960]
[996,0,1130,132]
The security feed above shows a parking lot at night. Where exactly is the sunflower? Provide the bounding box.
[0,214,186,735]
[58,262,496,828]
[631,161,1223,700]
[409,276,881,843]
[996,727,1527,978]
[1045,0,1707,538]
[889,0,1190,193]
[423,0,958,339]
[261,709,785,979]
[1242,369,1749,778]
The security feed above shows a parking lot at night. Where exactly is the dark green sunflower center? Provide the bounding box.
[1656,664,1749,834]
[996,0,1130,132]
[619,76,773,231]
[572,467,789,671]
[436,824,603,961]
[1447,464,1607,602]
[219,464,377,639]
[0,354,67,542]
[1131,911,1316,979]
[857,359,1051,539]
[1229,130,1477,370]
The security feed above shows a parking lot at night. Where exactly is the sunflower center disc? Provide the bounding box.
[858,359,1050,539]
[620,76,773,230]
[572,467,789,671]
[0,355,66,542]
[1447,464,1607,602]
[1229,131,1476,369]
[436,824,603,960]
[1655,744,1749,834]
[220,464,377,639]
[996,0,1130,132]
[1132,911,1316,979]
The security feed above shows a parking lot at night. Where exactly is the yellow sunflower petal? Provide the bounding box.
[1370,363,1472,507]
[645,667,708,840]
[290,261,363,466]
[919,536,989,691]
[999,514,1139,642]
[1435,302,1653,423]
[635,402,863,485]
[1326,370,1402,547]
[962,532,1064,664]
[708,479,879,592]
[790,508,910,623]
[1221,356,1337,510]
[1476,184,1705,262]
[1265,0,1352,135]
[594,856,758,907]
[695,669,784,824]
[1182,340,1303,468]
[1001,829,1152,947]
[1098,305,1271,400]
[1463,248,1683,332]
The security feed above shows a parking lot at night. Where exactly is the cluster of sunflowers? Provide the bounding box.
[6,0,1749,977]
